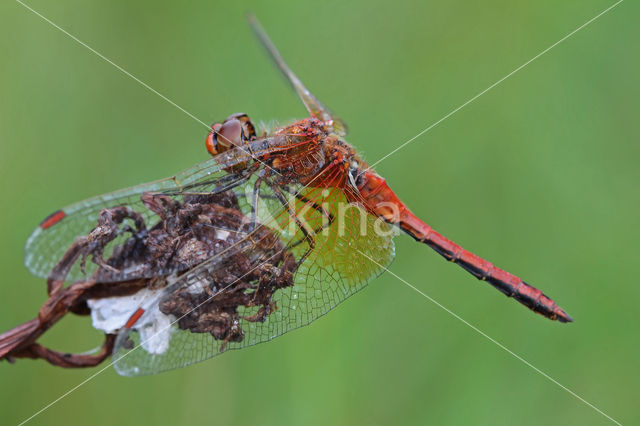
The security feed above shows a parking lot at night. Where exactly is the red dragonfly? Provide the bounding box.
[3,15,571,376]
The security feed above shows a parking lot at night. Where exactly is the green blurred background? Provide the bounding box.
[1,0,637,424]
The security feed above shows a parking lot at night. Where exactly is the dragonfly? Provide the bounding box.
[0,15,571,376]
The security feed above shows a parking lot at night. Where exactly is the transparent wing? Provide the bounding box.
[112,180,396,376]
[24,147,258,283]
[248,14,349,137]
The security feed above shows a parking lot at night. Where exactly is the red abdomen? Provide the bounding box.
[355,170,572,323]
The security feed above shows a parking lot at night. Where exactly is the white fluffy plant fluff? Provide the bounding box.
[87,287,174,355]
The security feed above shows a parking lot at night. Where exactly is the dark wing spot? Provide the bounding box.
[40,210,66,230]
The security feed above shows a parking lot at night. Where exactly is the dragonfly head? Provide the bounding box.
[206,113,257,156]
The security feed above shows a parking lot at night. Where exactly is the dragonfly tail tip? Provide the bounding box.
[556,308,574,323]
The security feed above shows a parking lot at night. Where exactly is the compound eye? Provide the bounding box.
[226,113,256,140]
[206,123,223,156]
[217,119,243,151]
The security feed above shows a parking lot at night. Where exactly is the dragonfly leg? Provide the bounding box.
[281,188,335,249]
[249,172,266,231]
[270,184,315,268]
